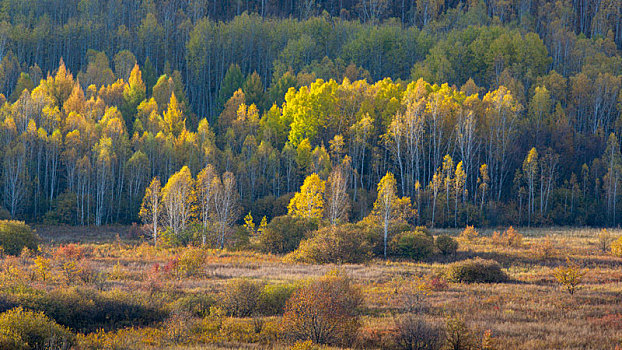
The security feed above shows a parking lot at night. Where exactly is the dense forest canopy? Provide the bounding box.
[0,0,621,231]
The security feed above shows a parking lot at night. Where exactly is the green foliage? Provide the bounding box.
[254,215,318,254]
[257,283,297,316]
[390,231,435,260]
[436,235,459,255]
[0,288,167,333]
[0,307,75,350]
[446,258,508,283]
[170,293,216,318]
[0,221,38,256]
[286,224,373,264]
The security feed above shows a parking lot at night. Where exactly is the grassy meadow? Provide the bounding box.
[0,225,621,349]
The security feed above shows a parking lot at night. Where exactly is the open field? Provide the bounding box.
[2,226,622,349]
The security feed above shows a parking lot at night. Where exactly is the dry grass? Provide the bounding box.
[2,226,622,349]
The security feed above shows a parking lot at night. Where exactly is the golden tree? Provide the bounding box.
[288,173,326,220]
[139,177,162,246]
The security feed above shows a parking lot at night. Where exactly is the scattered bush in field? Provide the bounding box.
[0,221,38,256]
[444,315,477,350]
[286,224,372,264]
[611,236,622,257]
[502,226,523,247]
[5,288,167,332]
[598,228,614,252]
[53,243,87,260]
[553,259,586,295]
[491,231,502,246]
[283,272,362,346]
[176,248,206,277]
[436,235,458,255]
[391,314,443,350]
[533,236,556,260]
[33,256,51,281]
[255,215,318,254]
[390,231,434,260]
[257,283,297,316]
[363,222,413,257]
[220,279,264,317]
[170,293,216,318]
[0,307,75,350]
[446,258,508,283]
[459,225,479,241]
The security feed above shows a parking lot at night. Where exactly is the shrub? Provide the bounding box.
[0,221,38,256]
[391,315,443,350]
[533,236,555,260]
[4,288,167,333]
[436,235,458,255]
[611,236,622,257]
[459,225,478,241]
[553,259,586,295]
[446,258,508,283]
[0,307,75,350]
[255,215,318,254]
[444,315,477,350]
[257,283,297,316]
[599,228,614,252]
[53,243,87,260]
[220,279,264,317]
[390,231,434,260]
[170,293,216,318]
[363,222,412,257]
[176,248,206,277]
[283,272,362,346]
[502,226,523,247]
[286,224,372,264]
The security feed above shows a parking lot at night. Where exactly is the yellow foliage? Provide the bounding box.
[460,225,479,241]
[288,173,325,219]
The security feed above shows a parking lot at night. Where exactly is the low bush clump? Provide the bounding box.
[258,283,297,316]
[170,293,216,318]
[283,271,362,346]
[445,258,508,283]
[435,235,458,255]
[391,314,444,350]
[611,235,622,257]
[0,221,38,256]
[0,288,167,333]
[220,279,264,317]
[0,307,75,350]
[286,224,372,264]
[390,231,434,260]
[459,225,479,241]
[254,216,318,254]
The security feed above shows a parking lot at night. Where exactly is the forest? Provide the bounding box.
[0,0,620,231]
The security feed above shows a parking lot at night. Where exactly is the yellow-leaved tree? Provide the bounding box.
[288,173,326,220]
[372,172,414,258]
[139,177,162,246]
[161,166,194,236]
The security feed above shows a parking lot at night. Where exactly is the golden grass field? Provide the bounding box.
[3,226,622,349]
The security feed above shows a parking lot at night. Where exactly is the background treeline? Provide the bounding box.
[0,0,621,228]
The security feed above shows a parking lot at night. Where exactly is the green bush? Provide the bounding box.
[0,307,75,350]
[170,293,216,318]
[255,215,318,254]
[0,288,167,333]
[0,221,38,256]
[362,222,412,257]
[435,235,458,255]
[257,283,297,316]
[390,231,434,260]
[446,258,508,283]
[220,279,264,317]
[286,224,373,264]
